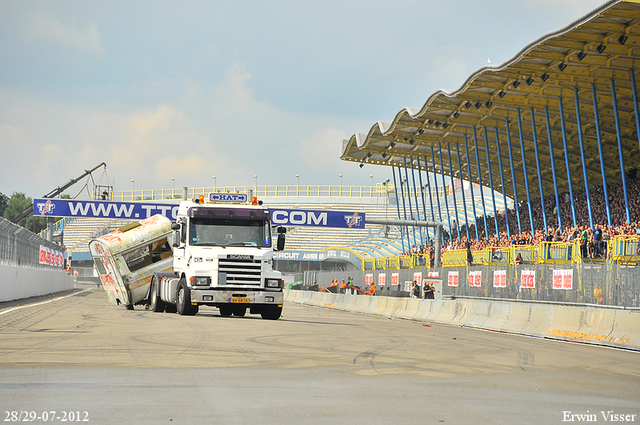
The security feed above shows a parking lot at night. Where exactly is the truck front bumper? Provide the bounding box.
[189,289,283,305]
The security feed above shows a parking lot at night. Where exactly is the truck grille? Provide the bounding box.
[218,257,262,285]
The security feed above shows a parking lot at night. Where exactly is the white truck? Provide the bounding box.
[89,192,286,320]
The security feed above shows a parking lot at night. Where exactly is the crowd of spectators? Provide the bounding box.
[401,172,640,258]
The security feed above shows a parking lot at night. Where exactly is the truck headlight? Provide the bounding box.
[191,276,211,286]
[265,279,282,288]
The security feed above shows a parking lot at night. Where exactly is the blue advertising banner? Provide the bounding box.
[270,208,365,229]
[33,200,366,229]
[33,199,181,220]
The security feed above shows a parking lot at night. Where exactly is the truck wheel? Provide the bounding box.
[260,305,282,320]
[219,305,233,317]
[125,304,135,311]
[177,279,198,316]
[233,306,246,317]
[150,275,165,313]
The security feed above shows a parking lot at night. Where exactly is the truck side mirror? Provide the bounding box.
[277,233,285,251]
[172,231,181,248]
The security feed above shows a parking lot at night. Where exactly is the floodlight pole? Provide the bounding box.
[364,218,444,267]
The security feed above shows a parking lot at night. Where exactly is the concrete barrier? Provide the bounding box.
[460,299,491,329]
[352,295,371,314]
[412,299,432,321]
[544,305,616,345]
[480,301,511,332]
[503,303,553,337]
[608,309,640,349]
[284,290,640,351]
[0,265,75,303]
[364,296,380,315]
[431,299,467,324]
[402,298,422,321]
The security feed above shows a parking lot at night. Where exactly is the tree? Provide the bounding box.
[2,192,47,234]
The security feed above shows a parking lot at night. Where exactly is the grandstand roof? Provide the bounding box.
[341,0,640,201]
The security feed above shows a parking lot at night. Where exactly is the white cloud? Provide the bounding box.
[22,14,103,56]
[0,57,371,197]
[213,62,257,119]
[423,52,472,94]
[299,128,349,170]
[0,89,245,196]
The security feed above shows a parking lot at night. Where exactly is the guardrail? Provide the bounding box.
[364,235,640,270]
[99,183,456,202]
[610,235,640,265]
[0,217,65,269]
[106,184,400,202]
[304,261,640,310]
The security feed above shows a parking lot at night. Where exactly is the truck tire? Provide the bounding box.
[125,304,135,311]
[233,306,246,317]
[219,305,233,317]
[176,279,198,316]
[150,275,165,313]
[260,305,282,320]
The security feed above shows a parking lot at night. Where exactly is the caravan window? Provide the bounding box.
[122,238,173,273]
[93,258,107,275]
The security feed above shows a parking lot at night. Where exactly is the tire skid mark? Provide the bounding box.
[178,319,208,357]
[0,292,98,358]
[352,335,406,371]
[0,319,97,359]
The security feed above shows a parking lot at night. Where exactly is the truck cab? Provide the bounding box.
[150,192,285,319]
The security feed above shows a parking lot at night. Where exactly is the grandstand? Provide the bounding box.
[49,182,506,268]
[60,217,134,252]
[341,0,640,247]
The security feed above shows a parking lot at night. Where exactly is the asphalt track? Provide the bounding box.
[0,285,639,425]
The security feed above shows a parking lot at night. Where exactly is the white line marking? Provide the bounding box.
[0,288,93,316]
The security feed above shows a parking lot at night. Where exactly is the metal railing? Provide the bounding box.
[363,236,640,270]
[441,263,639,308]
[610,235,640,265]
[107,184,398,202]
[0,217,65,269]
[301,261,640,309]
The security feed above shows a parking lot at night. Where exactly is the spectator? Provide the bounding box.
[412,281,420,299]
[594,283,604,304]
[423,280,434,299]
[515,252,523,265]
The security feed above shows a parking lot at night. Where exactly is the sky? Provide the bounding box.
[0,0,607,199]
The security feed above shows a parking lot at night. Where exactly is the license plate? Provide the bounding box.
[229,298,249,303]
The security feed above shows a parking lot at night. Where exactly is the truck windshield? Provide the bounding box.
[189,218,271,248]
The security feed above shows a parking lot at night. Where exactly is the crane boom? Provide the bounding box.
[10,162,107,224]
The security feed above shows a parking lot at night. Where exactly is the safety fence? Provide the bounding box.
[363,235,640,270]
[0,217,66,269]
[441,263,638,308]
[108,184,402,202]
[303,261,639,309]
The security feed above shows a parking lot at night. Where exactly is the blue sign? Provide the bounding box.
[270,209,365,229]
[33,199,181,220]
[33,200,366,229]
[209,193,248,203]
